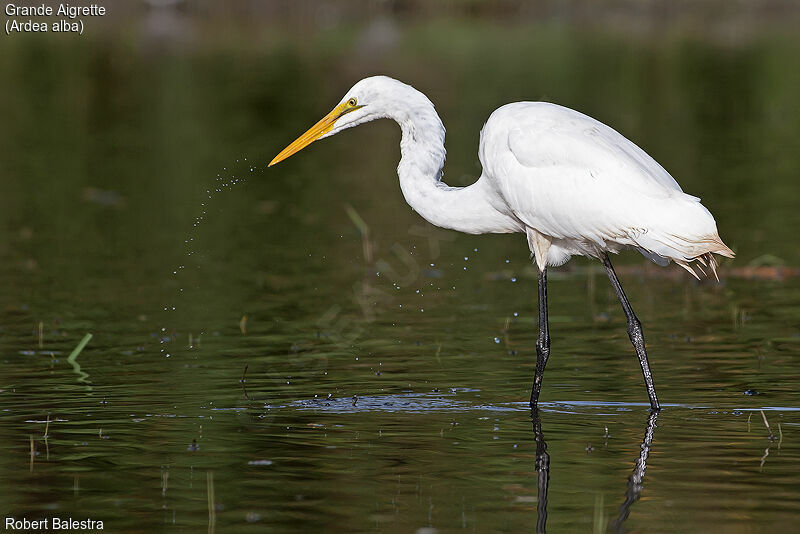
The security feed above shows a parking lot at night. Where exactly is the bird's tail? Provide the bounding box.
[672,235,734,281]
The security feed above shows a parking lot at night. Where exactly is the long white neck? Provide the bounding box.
[389,97,519,235]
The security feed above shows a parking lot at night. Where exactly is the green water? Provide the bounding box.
[2,9,800,534]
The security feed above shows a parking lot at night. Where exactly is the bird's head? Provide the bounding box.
[268,76,418,167]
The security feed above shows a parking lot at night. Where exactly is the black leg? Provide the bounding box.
[602,254,660,411]
[530,267,551,406]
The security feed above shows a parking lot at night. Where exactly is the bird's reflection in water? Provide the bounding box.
[530,408,659,533]
[530,408,550,534]
[610,410,659,532]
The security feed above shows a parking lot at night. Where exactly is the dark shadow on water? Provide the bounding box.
[529,407,659,534]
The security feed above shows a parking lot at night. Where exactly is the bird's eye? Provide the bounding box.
[347,98,357,107]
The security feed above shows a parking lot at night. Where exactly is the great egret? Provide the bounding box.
[269,76,734,411]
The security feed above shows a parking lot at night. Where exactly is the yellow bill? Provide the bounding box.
[269,101,351,167]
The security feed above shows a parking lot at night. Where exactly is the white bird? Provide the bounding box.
[269,76,734,411]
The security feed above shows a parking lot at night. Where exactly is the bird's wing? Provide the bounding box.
[481,102,710,252]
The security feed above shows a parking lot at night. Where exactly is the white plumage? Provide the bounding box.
[269,75,734,410]
[479,102,733,276]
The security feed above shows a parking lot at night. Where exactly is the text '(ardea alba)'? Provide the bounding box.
[270,76,734,411]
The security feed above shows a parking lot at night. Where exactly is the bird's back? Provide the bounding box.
[478,102,733,273]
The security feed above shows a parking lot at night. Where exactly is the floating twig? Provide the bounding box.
[760,410,775,440]
[207,471,216,534]
[44,414,50,460]
[161,469,169,497]
[29,435,35,472]
[760,446,770,471]
[593,493,605,534]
